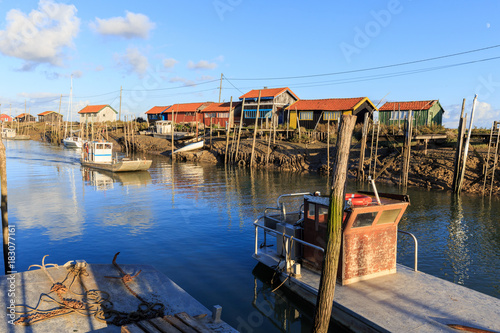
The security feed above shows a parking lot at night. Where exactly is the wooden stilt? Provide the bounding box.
[0,139,10,275]
[234,99,245,163]
[312,115,356,333]
[250,91,262,168]
[357,113,369,181]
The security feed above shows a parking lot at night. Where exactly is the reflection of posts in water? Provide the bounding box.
[0,139,10,275]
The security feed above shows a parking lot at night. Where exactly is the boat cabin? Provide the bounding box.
[1,128,16,139]
[82,141,113,163]
[259,191,410,285]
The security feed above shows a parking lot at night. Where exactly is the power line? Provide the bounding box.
[222,75,244,95]
[226,44,500,81]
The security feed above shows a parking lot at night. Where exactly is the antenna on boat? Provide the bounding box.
[368,176,382,205]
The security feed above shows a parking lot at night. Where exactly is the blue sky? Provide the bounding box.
[0,0,499,128]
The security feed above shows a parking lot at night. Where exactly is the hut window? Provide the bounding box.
[217,112,229,118]
[323,111,341,121]
[390,110,412,120]
[299,111,313,120]
[245,110,272,119]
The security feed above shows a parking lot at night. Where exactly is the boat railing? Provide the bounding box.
[254,216,324,274]
[398,230,418,272]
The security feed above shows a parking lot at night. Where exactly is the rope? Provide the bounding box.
[13,256,165,327]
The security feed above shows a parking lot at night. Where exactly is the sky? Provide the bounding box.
[0,0,499,128]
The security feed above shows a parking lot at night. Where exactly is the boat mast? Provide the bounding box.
[65,75,73,138]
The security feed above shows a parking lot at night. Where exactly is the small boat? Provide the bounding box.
[253,189,500,332]
[172,140,204,154]
[62,136,83,148]
[81,141,152,172]
[1,128,16,139]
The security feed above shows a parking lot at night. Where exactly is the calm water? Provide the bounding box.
[2,140,499,332]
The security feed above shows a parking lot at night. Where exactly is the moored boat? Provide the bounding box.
[62,136,83,148]
[253,190,500,332]
[172,140,204,154]
[81,141,152,172]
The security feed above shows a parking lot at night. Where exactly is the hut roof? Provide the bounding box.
[379,100,438,111]
[239,87,298,100]
[200,101,241,113]
[286,97,372,111]
[146,106,171,114]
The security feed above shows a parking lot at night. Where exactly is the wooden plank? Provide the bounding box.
[149,317,183,333]
[136,319,162,332]
[175,312,212,333]
[121,323,146,333]
[164,315,199,333]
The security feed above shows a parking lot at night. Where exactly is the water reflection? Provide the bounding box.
[81,168,152,191]
[448,195,470,285]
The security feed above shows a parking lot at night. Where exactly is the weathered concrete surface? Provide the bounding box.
[0,263,236,332]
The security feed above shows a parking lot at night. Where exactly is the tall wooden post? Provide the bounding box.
[234,99,245,162]
[250,91,262,168]
[402,111,413,187]
[457,95,478,194]
[312,115,357,333]
[357,112,369,181]
[0,139,10,275]
[452,99,466,192]
[225,97,233,164]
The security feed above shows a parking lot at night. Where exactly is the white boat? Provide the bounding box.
[81,141,152,172]
[253,191,500,332]
[172,140,204,154]
[63,136,83,148]
[1,128,16,139]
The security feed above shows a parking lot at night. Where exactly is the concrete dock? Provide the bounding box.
[0,261,237,332]
[255,248,500,333]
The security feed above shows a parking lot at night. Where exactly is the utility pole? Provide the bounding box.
[119,86,122,122]
[218,73,223,103]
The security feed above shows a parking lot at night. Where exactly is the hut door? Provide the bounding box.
[289,110,297,129]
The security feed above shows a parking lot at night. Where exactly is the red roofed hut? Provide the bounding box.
[38,111,63,122]
[239,87,299,127]
[145,106,171,124]
[378,100,444,127]
[200,101,242,127]
[0,114,13,122]
[78,105,117,123]
[164,102,212,125]
[285,97,376,130]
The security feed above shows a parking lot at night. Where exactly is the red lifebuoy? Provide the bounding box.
[345,193,372,206]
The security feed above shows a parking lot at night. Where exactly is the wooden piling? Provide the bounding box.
[225,97,233,164]
[452,99,466,193]
[401,111,413,187]
[250,91,262,168]
[312,115,356,333]
[234,99,245,163]
[357,112,369,181]
[0,139,9,275]
[457,95,478,194]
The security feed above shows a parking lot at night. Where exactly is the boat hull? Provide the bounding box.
[81,159,152,172]
[172,140,204,154]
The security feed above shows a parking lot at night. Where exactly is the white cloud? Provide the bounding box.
[198,75,214,81]
[0,0,80,67]
[169,76,196,86]
[115,47,149,77]
[163,58,178,68]
[187,60,217,70]
[92,11,155,39]
[443,101,500,129]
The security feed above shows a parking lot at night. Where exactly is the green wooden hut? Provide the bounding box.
[378,100,445,127]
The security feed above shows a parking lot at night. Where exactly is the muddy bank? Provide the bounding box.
[33,127,498,195]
